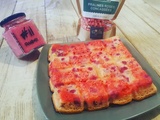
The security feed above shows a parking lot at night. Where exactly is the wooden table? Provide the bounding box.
[0,0,160,119]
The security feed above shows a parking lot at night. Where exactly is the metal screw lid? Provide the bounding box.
[0,12,26,27]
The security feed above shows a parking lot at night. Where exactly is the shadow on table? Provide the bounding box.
[20,50,40,61]
[0,46,40,65]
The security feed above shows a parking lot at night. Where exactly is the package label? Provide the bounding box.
[90,26,104,39]
[82,0,120,19]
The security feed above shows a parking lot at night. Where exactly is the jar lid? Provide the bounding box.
[0,12,26,27]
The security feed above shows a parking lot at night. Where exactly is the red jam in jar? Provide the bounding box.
[0,12,46,58]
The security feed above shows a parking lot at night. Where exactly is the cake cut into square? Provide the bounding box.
[48,36,157,113]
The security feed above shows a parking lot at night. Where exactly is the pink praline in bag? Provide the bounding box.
[71,0,125,41]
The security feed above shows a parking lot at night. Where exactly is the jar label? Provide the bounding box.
[82,0,120,19]
[90,26,104,40]
[11,20,45,54]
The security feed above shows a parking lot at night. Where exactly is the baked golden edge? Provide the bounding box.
[133,83,157,101]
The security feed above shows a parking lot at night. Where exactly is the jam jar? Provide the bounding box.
[0,12,46,58]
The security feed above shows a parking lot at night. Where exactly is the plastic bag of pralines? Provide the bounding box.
[71,0,125,41]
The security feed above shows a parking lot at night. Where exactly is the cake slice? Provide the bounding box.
[132,83,157,100]
[131,69,157,100]
[104,78,133,105]
[48,44,70,62]
[78,80,109,110]
[52,84,84,113]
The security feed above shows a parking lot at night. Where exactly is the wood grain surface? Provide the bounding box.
[0,0,160,120]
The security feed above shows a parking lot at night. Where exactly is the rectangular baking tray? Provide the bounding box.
[36,38,160,120]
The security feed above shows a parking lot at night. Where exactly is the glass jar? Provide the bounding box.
[0,12,46,58]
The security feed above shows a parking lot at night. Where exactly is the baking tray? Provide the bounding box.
[36,38,160,120]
